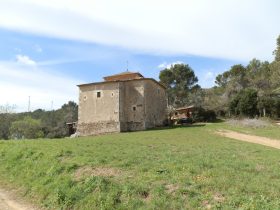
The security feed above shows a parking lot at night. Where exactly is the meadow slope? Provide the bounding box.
[0,123,280,209]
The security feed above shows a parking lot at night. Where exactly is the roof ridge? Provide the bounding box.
[104,71,142,77]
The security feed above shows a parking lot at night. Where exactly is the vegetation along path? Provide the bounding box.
[216,130,280,149]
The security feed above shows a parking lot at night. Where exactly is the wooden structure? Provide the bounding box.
[66,122,77,136]
[171,105,194,124]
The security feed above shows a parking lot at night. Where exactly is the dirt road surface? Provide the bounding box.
[216,130,280,149]
[0,188,36,210]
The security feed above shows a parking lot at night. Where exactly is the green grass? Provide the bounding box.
[0,123,280,209]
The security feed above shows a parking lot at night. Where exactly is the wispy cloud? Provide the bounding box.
[0,61,83,112]
[199,70,218,88]
[16,54,36,66]
[158,61,184,69]
[0,0,279,61]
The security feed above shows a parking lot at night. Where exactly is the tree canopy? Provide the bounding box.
[0,101,78,140]
[159,63,199,106]
[273,35,280,62]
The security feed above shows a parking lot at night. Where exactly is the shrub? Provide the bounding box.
[192,107,216,122]
[230,89,258,117]
[10,116,44,139]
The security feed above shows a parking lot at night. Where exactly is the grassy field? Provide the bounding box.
[0,122,280,209]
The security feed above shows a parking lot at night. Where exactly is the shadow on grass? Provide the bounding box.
[124,119,225,133]
[211,118,225,123]
[146,123,206,132]
[144,118,226,132]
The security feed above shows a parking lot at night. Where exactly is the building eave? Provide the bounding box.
[77,78,167,89]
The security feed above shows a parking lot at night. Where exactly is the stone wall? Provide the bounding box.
[77,78,167,136]
[144,80,167,128]
[78,82,120,123]
[78,121,120,136]
[77,82,120,136]
[119,80,146,131]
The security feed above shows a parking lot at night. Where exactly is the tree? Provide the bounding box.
[215,64,248,97]
[202,87,228,116]
[159,63,199,106]
[43,101,78,138]
[10,116,44,139]
[0,104,16,114]
[273,35,280,62]
[246,60,271,90]
[0,104,17,140]
[229,89,258,117]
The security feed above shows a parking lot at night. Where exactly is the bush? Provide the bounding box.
[192,107,216,122]
[230,89,258,117]
[10,116,44,139]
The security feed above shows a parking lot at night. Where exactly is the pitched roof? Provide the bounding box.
[103,71,144,81]
[175,105,195,111]
[77,78,166,89]
[105,71,143,77]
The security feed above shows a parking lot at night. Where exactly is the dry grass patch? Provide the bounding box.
[227,118,273,128]
[255,164,265,172]
[74,166,122,180]
[165,184,180,194]
[213,192,225,203]
[202,200,212,209]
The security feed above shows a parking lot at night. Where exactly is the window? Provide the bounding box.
[132,106,136,111]
[111,92,114,97]
[83,95,87,101]
[97,91,101,98]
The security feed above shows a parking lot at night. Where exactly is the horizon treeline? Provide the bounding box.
[159,35,280,119]
[0,101,78,140]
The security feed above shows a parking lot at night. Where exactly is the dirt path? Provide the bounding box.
[216,130,280,150]
[0,188,36,210]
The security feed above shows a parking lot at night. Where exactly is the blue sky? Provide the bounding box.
[0,0,279,112]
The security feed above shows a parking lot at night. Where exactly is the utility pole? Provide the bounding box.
[28,96,31,112]
[126,61,129,72]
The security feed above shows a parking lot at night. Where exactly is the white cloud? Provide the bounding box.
[199,70,218,88]
[158,61,184,69]
[205,71,215,81]
[0,0,279,61]
[0,61,83,112]
[16,54,36,66]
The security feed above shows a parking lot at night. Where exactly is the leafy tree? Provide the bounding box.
[215,64,248,97]
[0,104,17,140]
[202,87,228,116]
[229,89,258,117]
[0,101,78,140]
[192,107,216,122]
[45,101,78,138]
[159,63,199,106]
[273,35,280,62]
[0,114,17,140]
[10,116,44,139]
[0,104,16,114]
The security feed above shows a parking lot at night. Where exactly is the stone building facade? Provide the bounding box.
[77,72,167,136]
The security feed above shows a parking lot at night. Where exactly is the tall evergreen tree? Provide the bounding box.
[273,35,280,62]
[159,63,199,106]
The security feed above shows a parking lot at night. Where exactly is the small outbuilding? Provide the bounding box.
[171,105,194,124]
